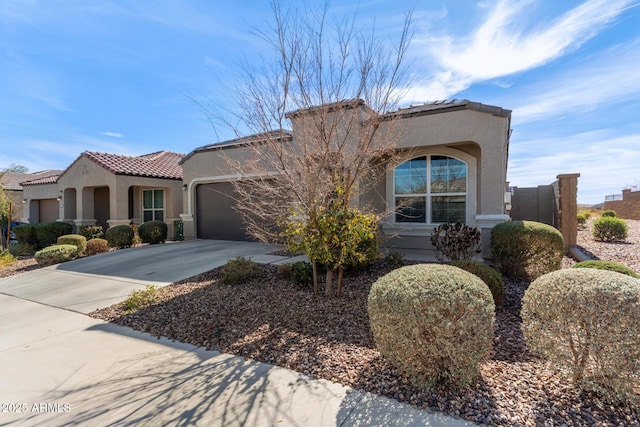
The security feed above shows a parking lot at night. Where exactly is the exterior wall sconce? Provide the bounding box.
[57,192,63,202]
[182,184,188,191]
[22,198,27,204]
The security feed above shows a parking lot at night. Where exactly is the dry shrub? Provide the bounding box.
[85,238,109,256]
[522,269,640,402]
[368,264,495,388]
[34,244,78,266]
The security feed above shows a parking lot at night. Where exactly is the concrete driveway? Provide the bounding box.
[0,239,289,313]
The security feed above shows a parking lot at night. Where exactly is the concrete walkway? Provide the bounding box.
[0,240,474,426]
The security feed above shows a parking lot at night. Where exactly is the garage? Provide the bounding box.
[196,182,254,241]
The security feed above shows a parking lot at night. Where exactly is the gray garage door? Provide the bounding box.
[196,182,253,241]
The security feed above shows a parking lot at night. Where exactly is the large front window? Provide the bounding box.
[394,155,467,224]
[143,189,164,222]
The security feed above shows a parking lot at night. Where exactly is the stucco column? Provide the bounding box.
[180,214,195,240]
[557,173,580,251]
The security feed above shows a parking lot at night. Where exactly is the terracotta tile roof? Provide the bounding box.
[385,99,511,118]
[82,150,184,179]
[1,170,63,188]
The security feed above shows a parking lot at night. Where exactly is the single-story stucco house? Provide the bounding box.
[179,99,512,258]
[21,151,184,238]
[1,170,62,222]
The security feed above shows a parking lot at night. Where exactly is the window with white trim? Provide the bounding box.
[394,155,467,224]
[142,189,164,222]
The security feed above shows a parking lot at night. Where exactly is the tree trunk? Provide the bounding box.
[337,267,344,297]
[325,269,333,296]
[312,260,318,296]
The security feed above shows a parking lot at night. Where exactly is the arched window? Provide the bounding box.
[394,155,467,224]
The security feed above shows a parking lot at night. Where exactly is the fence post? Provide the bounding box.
[556,173,580,251]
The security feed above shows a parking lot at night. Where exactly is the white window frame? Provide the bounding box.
[383,147,477,236]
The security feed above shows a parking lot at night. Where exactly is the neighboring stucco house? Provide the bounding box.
[180,99,512,258]
[21,151,184,238]
[1,170,62,222]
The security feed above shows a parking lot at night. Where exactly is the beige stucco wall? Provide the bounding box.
[21,183,60,223]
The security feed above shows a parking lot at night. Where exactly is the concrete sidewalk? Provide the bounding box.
[0,294,474,426]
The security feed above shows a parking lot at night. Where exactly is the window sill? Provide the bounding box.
[381,223,437,237]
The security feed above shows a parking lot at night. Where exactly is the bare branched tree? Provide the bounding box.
[203,1,413,295]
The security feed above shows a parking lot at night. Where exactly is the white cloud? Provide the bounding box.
[101,131,124,138]
[512,40,640,123]
[404,0,637,102]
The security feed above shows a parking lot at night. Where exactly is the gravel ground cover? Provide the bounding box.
[0,256,39,278]
[91,220,640,426]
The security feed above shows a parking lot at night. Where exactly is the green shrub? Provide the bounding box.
[85,238,110,256]
[220,256,260,285]
[8,242,36,256]
[430,222,481,262]
[34,244,78,266]
[576,212,587,228]
[0,250,16,267]
[123,285,162,313]
[105,225,135,249]
[368,264,495,388]
[384,251,405,270]
[291,261,313,288]
[522,269,640,401]
[601,210,617,218]
[78,225,104,240]
[276,263,293,278]
[579,210,592,220]
[451,260,504,305]
[12,224,38,246]
[34,222,73,249]
[592,217,628,242]
[491,220,564,281]
[57,234,87,255]
[572,260,639,278]
[138,220,168,244]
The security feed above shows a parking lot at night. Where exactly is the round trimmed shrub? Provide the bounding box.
[592,217,628,242]
[576,212,587,228]
[451,260,504,305]
[601,210,617,218]
[105,225,135,249]
[85,238,110,256]
[34,244,78,266]
[491,220,564,281]
[572,260,639,278]
[522,269,640,400]
[57,234,87,255]
[220,256,260,285]
[368,264,495,387]
[138,220,168,244]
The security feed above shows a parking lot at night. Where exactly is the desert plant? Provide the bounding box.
[105,225,135,249]
[131,224,142,246]
[290,261,314,288]
[368,264,495,388]
[138,220,168,244]
[592,217,628,242]
[34,222,73,249]
[8,242,36,256]
[430,222,481,262]
[522,269,640,401]
[220,256,260,285]
[491,220,564,280]
[123,285,162,313]
[57,234,87,255]
[12,223,38,247]
[577,212,587,229]
[384,251,406,270]
[85,238,110,256]
[578,210,592,220]
[0,249,15,267]
[601,210,617,218]
[78,225,104,240]
[34,244,78,266]
[451,260,504,305]
[572,260,639,278]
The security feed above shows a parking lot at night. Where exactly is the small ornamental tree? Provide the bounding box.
[284,181,379,297]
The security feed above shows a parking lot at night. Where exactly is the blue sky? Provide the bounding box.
[1,0,638,204]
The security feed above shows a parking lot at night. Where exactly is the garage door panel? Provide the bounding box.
[196,183,253,241]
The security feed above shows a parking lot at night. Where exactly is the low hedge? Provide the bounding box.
[57,234,87,255]
[572,260,639,278]
[138,220,167,244]
[105,225,135,249]
[35,222,73,248]
[34,244,78,266]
